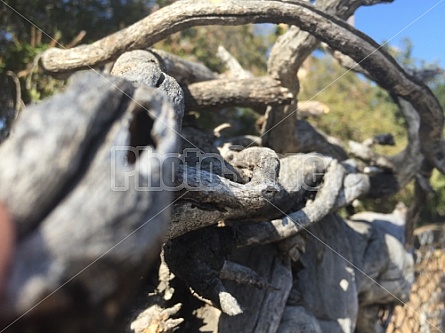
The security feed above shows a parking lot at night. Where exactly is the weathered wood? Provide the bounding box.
[404,161,433,249]
[329,44,429,196]
[112,51,292,113]
[130,303,183,333]
[348,140,395,170]
[267,0,394,83]
[163,156,368,324]
[0,71,179,324]
[297,100,330,118]
[148,48,218,84]
[274,211,412,333]
[293,215,359,333]
[169,151,370,241]
[110,49,185,128]
[184,77,293,111]
[0,72,135,239]
[328,47,428,195]
[220,260,277,291]
[216,45,252,79]
[293,119,348,160]
[329,48,371,78]
[346,210,414,332]
[347,205,414,306]
[175,206,412,333]
[232,161,370,247]
[218,245,292,333]
[164,225,243,316]
[277,306,323,333]
[169,152,328,238]
[373,98,424,195]
[262,0,390,153]
[37,0,444,171]
[0,1,435,332]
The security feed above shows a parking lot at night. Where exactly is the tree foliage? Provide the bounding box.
[0,0,153,45]
[299,51,445,221]
[0,0,154,101]
[300,55,405,154]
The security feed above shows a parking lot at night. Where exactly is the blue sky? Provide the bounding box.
[355,0,445,67]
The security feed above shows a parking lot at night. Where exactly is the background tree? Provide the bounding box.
[0,0,153,101]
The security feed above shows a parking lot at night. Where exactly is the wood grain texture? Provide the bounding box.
[0,72,135,239]
[184,77,293,111]
[218,245,292,333]
[0,70,179,321]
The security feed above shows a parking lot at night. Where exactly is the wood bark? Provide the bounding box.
[148,48,218,84]
[184,77,293,111]
[170,153,370,240]
[0,68,180,327]
[0,0,438,332]
[216,45,253,79]
[38,0,443,173]
[218,246,292,333]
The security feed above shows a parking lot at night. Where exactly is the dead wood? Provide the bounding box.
[278,212,412,333]
[0,70,179,328]
[110,49,185,128]
[183,77,293,111]
[216,45,252,79]
[0,0,438,332]
[297,100,330,118]
[37,0,444,172]
[218,245,292,333]
[148,48,218,84]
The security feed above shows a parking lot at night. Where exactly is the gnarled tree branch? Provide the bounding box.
[183,77,293,111]
[38,0,443,172]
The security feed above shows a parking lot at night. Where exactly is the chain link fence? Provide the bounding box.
[385,224,445,333]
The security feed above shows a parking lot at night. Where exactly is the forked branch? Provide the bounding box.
[38,0,444,173]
